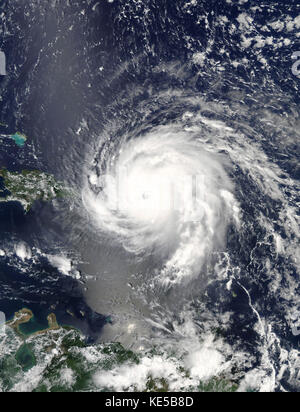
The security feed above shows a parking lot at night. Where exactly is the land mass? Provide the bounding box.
[0,308,241,392]
[7,308,60,338]
[0,168,66,212]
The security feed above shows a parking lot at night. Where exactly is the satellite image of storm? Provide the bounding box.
[0,0,299,396]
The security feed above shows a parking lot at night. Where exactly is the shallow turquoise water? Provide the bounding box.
[10,133,26,147]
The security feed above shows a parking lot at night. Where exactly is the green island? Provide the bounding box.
[0,308,243,392]
[0,168,66,212]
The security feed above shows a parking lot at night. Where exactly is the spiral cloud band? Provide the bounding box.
[83,124,240,285]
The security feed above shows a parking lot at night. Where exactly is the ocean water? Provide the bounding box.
[0,0,299,392]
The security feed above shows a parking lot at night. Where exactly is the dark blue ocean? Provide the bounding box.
[0,0,299,391]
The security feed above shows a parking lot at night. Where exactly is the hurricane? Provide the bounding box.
[83,121,240,286]
[0,0,300,393]
[77,76,300,391]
